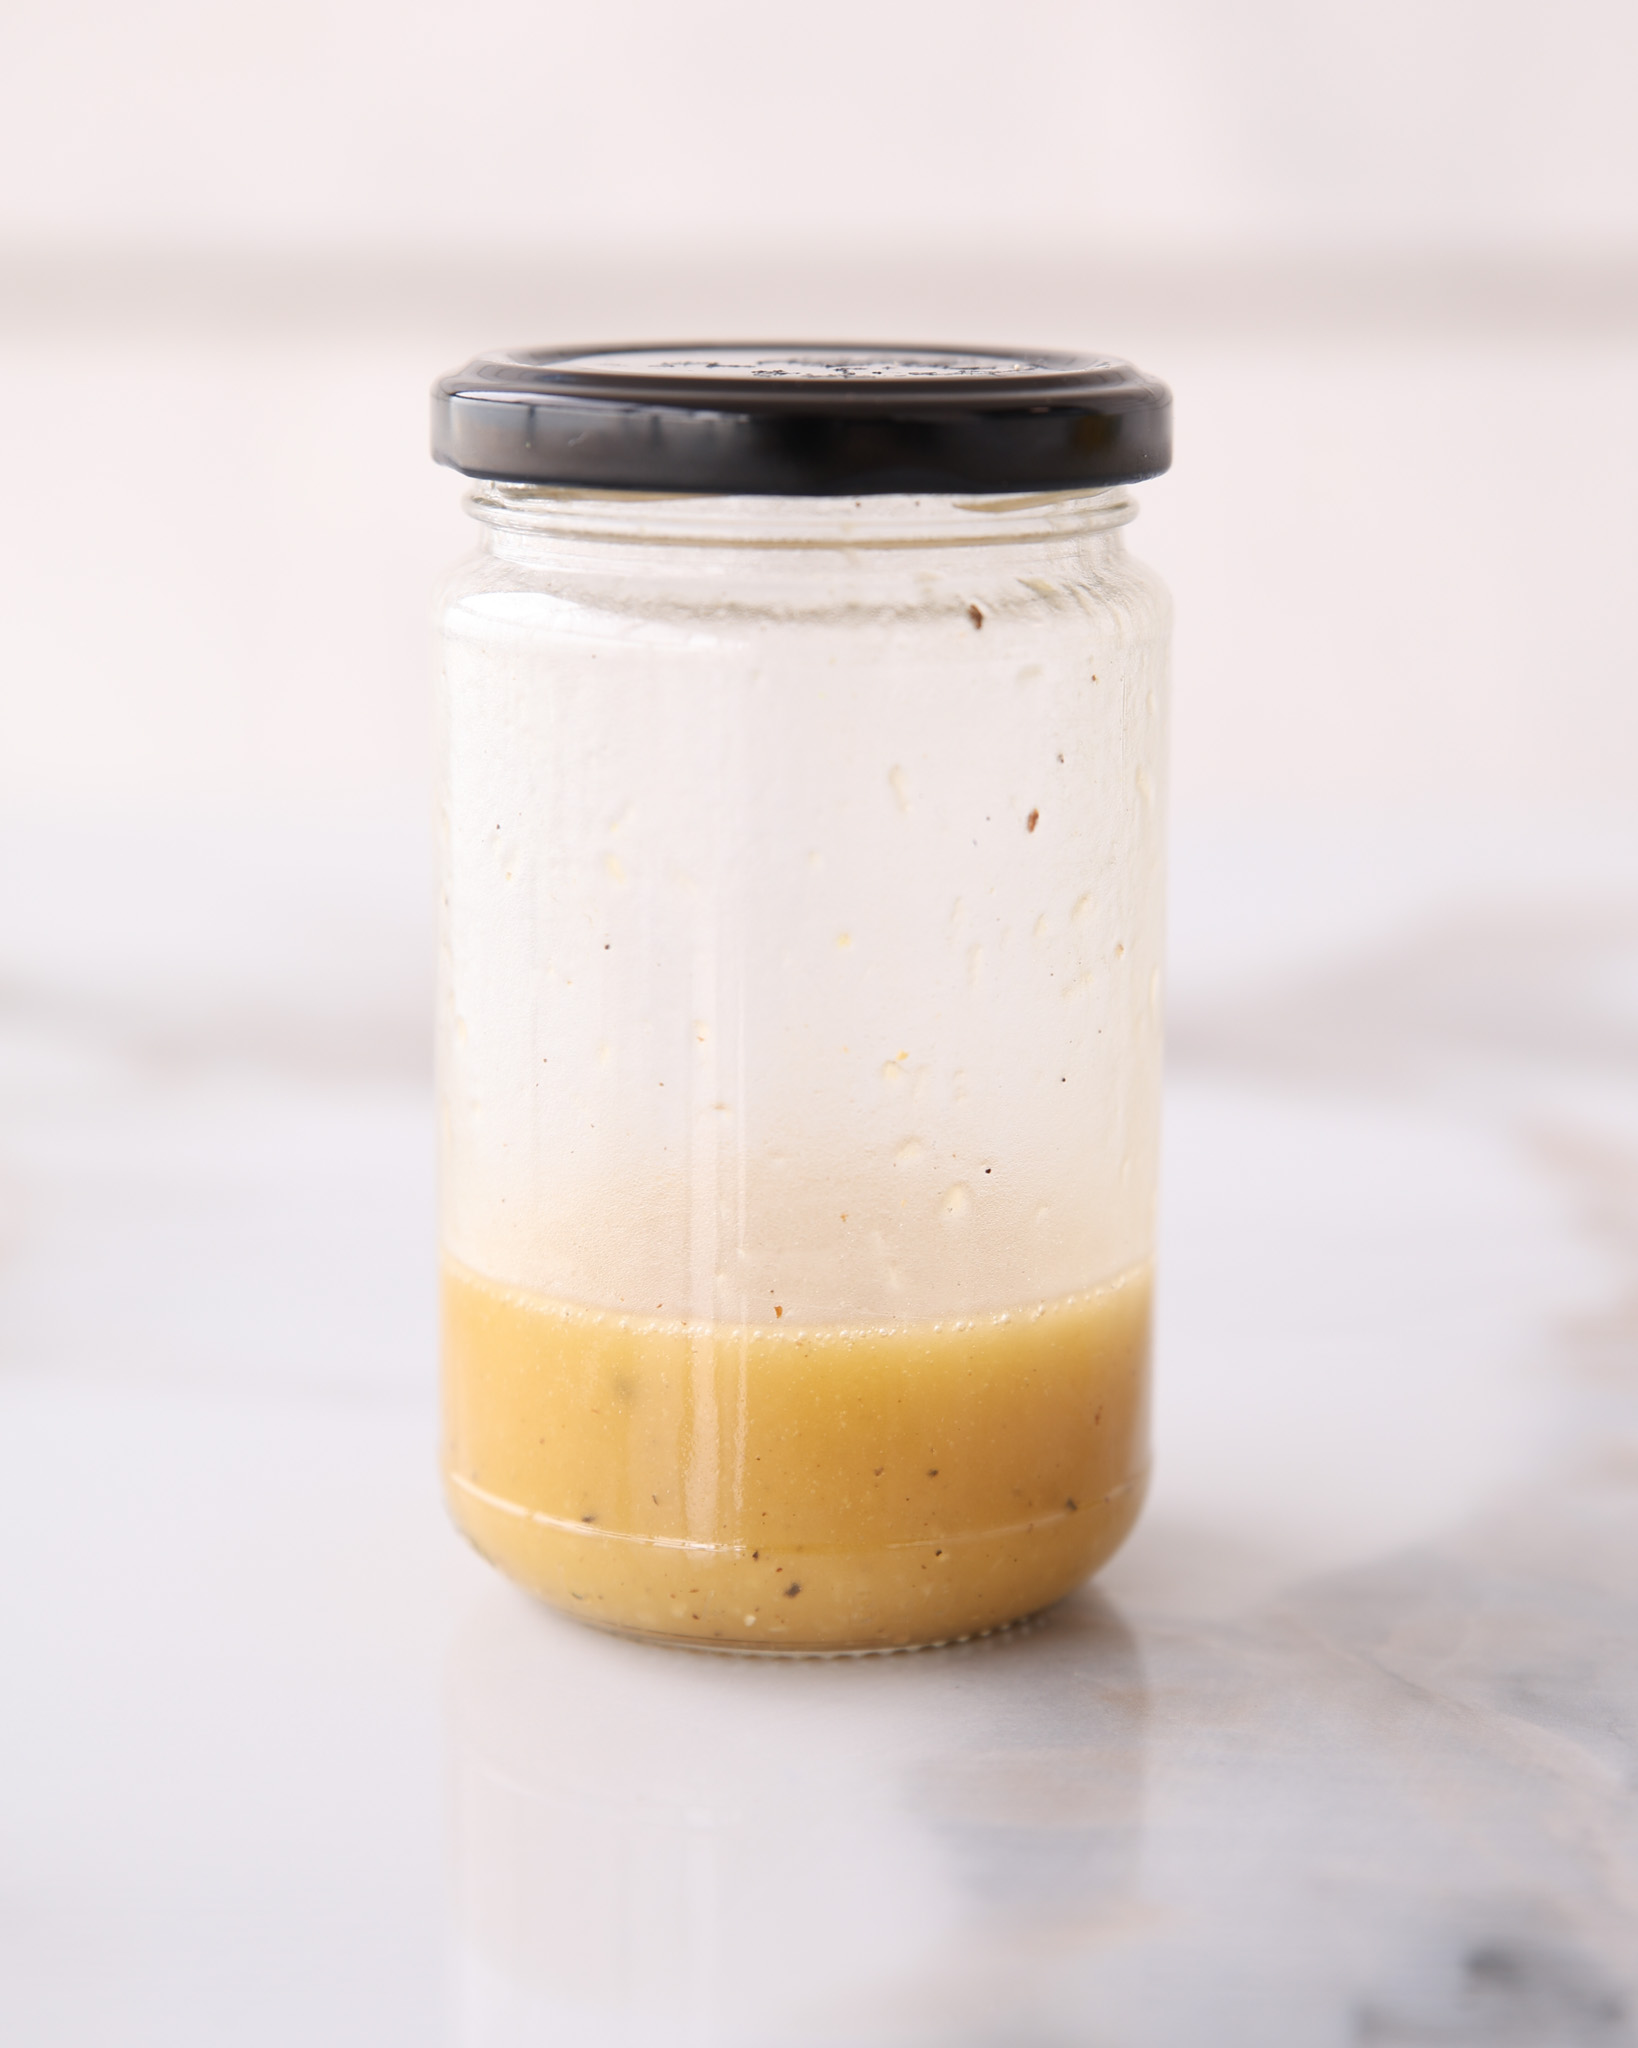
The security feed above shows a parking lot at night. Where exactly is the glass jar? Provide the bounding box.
[430,346,1173,1652]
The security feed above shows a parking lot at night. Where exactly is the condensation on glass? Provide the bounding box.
[430,346,1174,1651]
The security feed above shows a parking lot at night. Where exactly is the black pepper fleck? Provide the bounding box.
[784,1582,802,1598]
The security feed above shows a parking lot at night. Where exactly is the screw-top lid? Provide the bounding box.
[431,344,1171,496]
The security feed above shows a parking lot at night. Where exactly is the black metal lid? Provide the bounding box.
[431,344,1171,496]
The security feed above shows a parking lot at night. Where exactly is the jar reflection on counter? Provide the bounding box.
[431,348,1173,1650]
[450,1587,1148,2039]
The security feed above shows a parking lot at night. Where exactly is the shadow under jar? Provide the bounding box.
[431,346,1173,1652]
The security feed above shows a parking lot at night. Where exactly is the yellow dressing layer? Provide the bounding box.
[441,1258,1151,1651]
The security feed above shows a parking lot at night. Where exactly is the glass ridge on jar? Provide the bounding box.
[430,348,1173,1653]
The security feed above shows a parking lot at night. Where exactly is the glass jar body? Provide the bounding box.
[435,486,1171,1651]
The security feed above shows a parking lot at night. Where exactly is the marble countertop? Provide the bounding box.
[3,810,1635,2046]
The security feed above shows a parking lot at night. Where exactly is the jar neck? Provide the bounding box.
[464,481,1139,558]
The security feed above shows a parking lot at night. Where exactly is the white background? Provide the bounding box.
[6,0,1636,255]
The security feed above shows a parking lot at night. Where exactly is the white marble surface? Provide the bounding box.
[3,810,1636,2046]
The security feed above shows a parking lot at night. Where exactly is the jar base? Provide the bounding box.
[563,1604,1050,1660]
[446,1467,1147,1656]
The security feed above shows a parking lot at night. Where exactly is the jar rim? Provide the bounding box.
[463,480,1141,551]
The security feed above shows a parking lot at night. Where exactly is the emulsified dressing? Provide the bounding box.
[442,1257,1151,1651]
